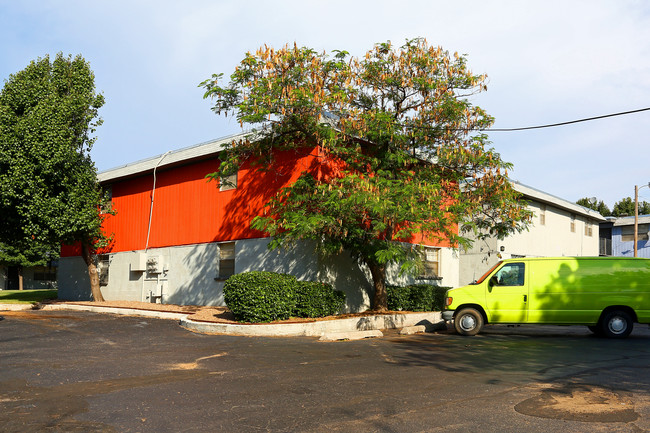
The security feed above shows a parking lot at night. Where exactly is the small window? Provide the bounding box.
[219,173,238,191]
[493,263,525,286]
[539,204,546,226]
[34,270,57,281]
[570,214,576,233]
[584,222,593,237]
[418,247,441,280]
[621,224,649,242]
[97,254,110,286]
[217,242,236,279]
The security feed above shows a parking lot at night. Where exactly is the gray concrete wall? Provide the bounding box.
[58,238,457,311]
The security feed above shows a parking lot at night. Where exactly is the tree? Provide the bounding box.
[0,53,110,300]
[201,39,531,310]
[612,197,650,217]
[576,197,611,216]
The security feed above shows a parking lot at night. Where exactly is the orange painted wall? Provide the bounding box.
[61,146,456,256]
[62,148,319,257]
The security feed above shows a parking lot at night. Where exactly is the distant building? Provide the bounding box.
[0,264,57,291]
[459,181,606,286]
[599,215,650,258]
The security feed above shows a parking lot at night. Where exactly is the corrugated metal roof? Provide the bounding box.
[97,131,252,183]
[612,215,650,226]
[511,180,606,222]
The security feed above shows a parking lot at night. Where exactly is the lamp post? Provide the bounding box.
[634,183,650,257]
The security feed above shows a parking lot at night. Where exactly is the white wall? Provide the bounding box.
[459,200,601,286]
[58,238,459,311]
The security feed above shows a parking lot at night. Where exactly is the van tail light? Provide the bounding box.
[445,297,453,307]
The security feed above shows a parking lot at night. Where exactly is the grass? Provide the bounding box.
[0,289,58,304]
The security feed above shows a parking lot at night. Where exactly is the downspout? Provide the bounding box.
[146,151,172,252]
[141,151,171,302]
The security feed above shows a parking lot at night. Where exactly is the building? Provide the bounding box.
[459,181,606,285]
[0,264,57,291]
[58,134,459,311]
[599,215,650,258]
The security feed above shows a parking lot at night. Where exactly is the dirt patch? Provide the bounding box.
[515,384,639,423]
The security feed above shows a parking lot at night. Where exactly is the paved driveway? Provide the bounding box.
[2,310,650,432]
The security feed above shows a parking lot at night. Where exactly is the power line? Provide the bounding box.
[483,107,650,132]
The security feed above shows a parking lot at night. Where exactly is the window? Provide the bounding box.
[219,173,238,191]
[418,247,441,280]
[539,204,546,226]
[217,242,235,279]
[621,224,649,242]
[584,222,593,237]
[493,263,525,286]
[34,270,57,281]
[97,255,110,286]
[570,214,576,233]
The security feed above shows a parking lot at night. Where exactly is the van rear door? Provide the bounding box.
[485,262,529,323]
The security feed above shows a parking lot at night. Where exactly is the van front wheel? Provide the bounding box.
[454,308,483,336]
[600,310,633,339]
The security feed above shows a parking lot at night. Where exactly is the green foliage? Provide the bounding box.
[612,197,650,217]
[223,272,346,323]
[202,39,531,310]
[294,281,345,318]
[576,197,611,216]
[0,53,108,269]
[387,284,450,312]
[223,271,298,323]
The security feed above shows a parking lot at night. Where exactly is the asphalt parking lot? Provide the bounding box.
[2,309,650,432]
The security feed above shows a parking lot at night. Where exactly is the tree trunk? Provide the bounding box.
[18,266,23,291]
[368,261,388,311]
[81,242,104,302]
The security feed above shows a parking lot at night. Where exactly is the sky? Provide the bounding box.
[1,0,649,208]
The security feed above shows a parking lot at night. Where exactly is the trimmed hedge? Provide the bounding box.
[223,271,345,323]
[294,281,345,318]
[223,271,298,323]
[387,284,451,312]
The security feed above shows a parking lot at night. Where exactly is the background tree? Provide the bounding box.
[201,39,531,310]
[576,197,611,216]
[612,197,650,217]
[0,53,110,300]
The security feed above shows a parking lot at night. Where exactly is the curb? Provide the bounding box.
[5,302,445,340]
[0,304,39,311]
[181,311,443,338]
[41,303,189,320]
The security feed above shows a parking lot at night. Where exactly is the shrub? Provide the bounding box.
[294,281,345,318]
[387,284,451,312]
[223,272,347,323]
[223,271,298,323]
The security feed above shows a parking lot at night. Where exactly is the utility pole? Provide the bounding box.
[635,185,639,257]
[634,182,650,258]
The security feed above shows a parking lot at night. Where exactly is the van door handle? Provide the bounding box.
[523,295,527,303]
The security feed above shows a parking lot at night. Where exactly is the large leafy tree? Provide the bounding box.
[612,197,650,217]
[0,53,109,300]
[202,39,530,310]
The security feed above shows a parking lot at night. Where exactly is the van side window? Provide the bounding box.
[494,263,525,286]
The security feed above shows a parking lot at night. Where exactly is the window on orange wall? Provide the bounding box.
[219,173,237,191]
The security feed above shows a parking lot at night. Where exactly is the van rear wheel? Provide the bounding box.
[600,310,633,339]
[454,308,483,336]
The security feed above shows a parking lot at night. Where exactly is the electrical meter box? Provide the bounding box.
[146,256,164,274]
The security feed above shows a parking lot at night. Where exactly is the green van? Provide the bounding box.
[443,257,650,338]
